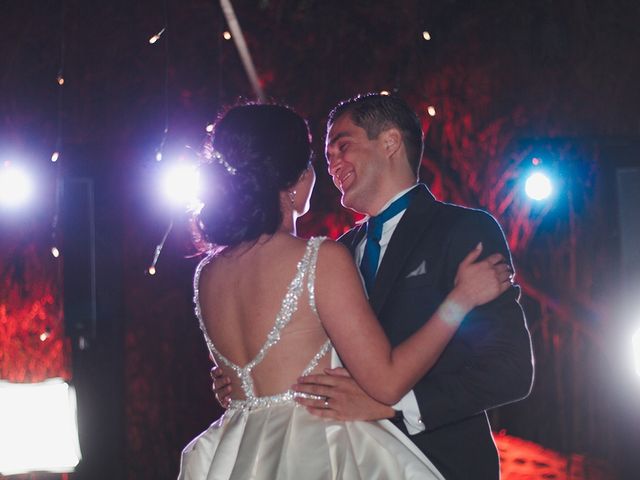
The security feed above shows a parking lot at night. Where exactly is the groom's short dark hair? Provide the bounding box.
[327,93,424,176]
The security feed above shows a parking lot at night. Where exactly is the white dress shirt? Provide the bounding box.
[354,185,425,434]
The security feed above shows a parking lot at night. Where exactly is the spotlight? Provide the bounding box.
[0,379,81,475]
[0,163,34,209]
[161,162,202,209]
[525,171,553,201]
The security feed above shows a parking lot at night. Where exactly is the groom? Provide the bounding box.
[295,93,533,479]
[214,93,534,479]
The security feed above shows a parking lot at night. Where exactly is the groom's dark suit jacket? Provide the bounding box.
[339,184,534,480]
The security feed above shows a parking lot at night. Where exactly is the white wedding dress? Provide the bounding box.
[178,237,444,480]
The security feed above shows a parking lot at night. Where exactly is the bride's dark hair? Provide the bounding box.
[195,103,312,250]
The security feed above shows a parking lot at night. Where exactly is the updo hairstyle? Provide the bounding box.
[196,103,312,250]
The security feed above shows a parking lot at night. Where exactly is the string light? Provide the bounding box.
[39,332,50,342]
[57,75,65,86]
[223,31,232,40]
[422,31,432,41]
[147,266,157,276]
[51,151,60,163]
[380,90,390,96]
[427,105,436,117]
[148,27,166,44]
[205,123,214,133]
[51,247,60,258]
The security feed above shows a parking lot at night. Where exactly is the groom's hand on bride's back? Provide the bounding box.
[211,366,232,409]
[292,368,395,421]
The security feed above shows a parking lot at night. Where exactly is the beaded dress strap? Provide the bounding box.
[193,237,322,399]
[300,237,331,375]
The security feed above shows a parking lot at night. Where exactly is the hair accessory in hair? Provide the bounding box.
[203,140,237,175]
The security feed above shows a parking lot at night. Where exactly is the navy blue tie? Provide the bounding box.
[360,188,416,294]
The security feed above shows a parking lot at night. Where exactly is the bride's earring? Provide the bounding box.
[288,190,297,207]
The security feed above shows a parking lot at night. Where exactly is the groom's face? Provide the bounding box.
[325,114,388,216]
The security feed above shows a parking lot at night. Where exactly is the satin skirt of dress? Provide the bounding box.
[178,402,444,480]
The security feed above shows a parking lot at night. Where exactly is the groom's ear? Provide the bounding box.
[381,128,402,159]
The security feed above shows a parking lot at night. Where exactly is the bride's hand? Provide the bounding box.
[450,242,513,311]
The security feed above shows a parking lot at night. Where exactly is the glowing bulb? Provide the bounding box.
[0,164,34,208]
[51,247,60,258]
[205,123,214,133]
[525,171,553,201]
[57,76,65,86]
[40,332,50,342]
[51,151,60,163]
[427,106,436,117]
[223,31,232,40]
[422,31,431,41]
[155,151,163,162]
[380,90,390,96]
[148,266,156,276]
[149,27,165,44]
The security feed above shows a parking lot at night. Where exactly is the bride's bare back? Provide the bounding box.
[196,234,330,401]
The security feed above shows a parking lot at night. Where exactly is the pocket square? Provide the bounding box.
[406,260,427,278]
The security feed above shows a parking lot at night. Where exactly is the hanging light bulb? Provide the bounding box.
[422,31,432,41]
[205,123,214,133]
[51,151,60,163]
[223,31,232,40]
[51,247,60,258]
[427,106,436,117]
[149,27,166,44]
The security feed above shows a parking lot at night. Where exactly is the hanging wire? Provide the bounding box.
[51,0,66,261]
[153,0,170,161]
[148,0,173,274]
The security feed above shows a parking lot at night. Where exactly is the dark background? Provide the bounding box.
[1,0,640,478]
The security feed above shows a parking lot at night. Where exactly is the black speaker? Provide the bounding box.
[62,177,97,344]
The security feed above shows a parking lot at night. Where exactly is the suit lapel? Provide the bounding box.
[369,185,438,314]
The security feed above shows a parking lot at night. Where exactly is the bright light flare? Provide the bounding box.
[161,163,202,208]
[0,379,81,475]
[525,171,553,201]
[633,328,640,376]
[0,163,34,208]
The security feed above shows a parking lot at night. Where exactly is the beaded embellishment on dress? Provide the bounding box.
[193,237,330,412]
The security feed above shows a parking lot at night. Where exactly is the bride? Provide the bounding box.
[178,103,512,479]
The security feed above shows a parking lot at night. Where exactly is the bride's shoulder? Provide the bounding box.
[314,238,354,272]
